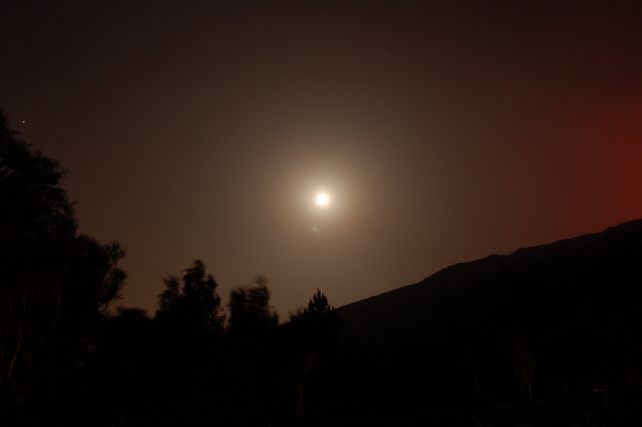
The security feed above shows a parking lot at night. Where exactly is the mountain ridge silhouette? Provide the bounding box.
[334,218,642,409]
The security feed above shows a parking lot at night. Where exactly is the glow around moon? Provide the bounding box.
[316,193,329,206]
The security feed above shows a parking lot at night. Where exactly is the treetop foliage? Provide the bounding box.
[156,259,225,336]
[307,288,335,316]
[227,276,279,336]
[0,112,75,241]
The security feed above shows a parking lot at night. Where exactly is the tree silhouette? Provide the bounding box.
[1,112,76,406]
[224,277,279,420]
[227,276,278,339]
[290,289,340,353]
[307,288,334,313]
[62,235,127,339]
[285,289,349,419]
[156,259,225,343]
[0,110,127,423]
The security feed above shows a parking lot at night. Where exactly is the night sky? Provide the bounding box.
[2,1,641,317]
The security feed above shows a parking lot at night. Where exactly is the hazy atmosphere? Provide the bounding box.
[2,0,641,316]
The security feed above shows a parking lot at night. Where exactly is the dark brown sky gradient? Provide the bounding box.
[2,1,641,317]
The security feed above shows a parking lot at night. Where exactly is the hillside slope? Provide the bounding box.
[335,219,642,410]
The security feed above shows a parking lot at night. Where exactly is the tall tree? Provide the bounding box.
[285,289,348,419]
[0,110,126,422]
[152,261,226,422]
[224,278,279,421]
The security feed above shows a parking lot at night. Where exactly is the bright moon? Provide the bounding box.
[316,193,329,205]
